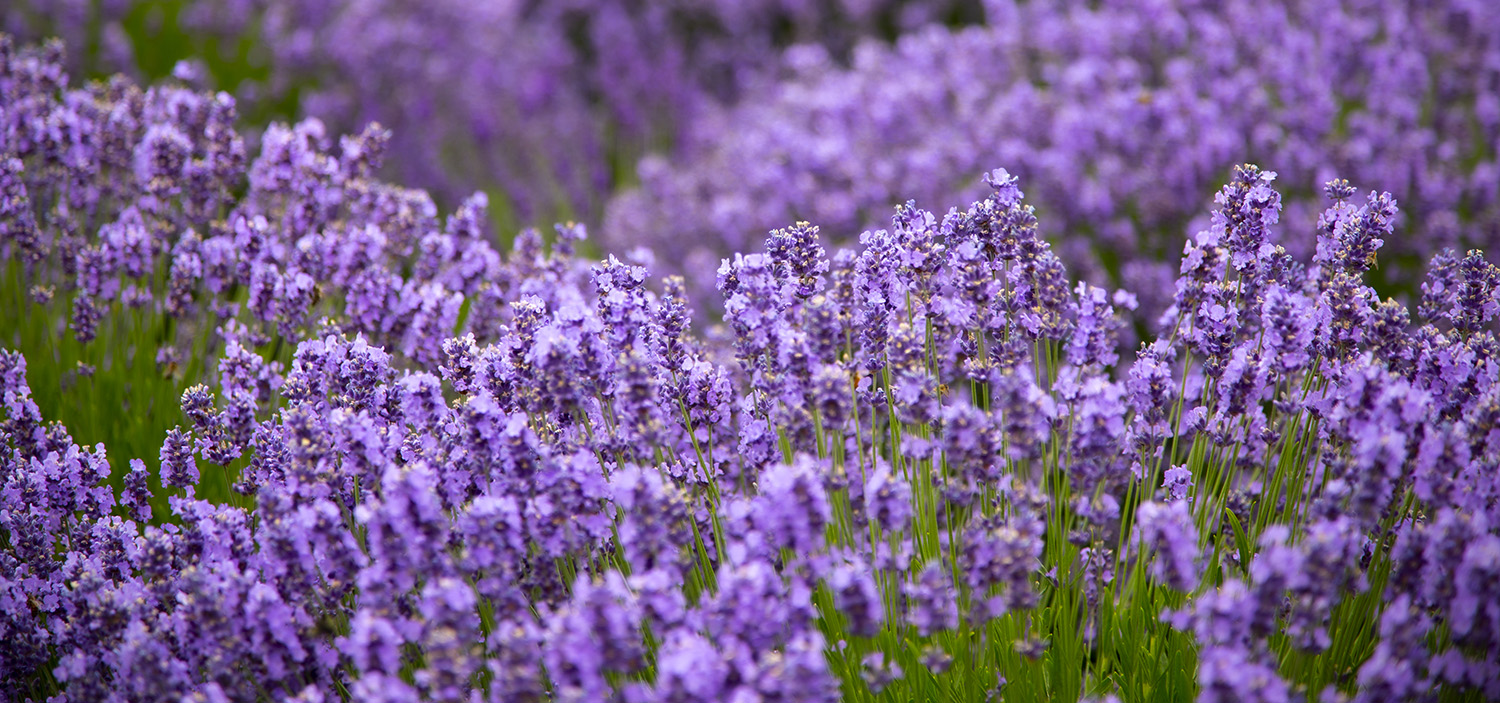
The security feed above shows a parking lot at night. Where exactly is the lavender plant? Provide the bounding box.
[5,32,1500,703]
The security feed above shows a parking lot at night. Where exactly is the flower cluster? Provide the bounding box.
[5,31,1500,703]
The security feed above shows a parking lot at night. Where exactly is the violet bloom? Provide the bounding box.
[864,460,913,534]
[454,493,527,613]
[1067,282,1126,368]
[1424,249,1500,334]
[414,578,482,703]
[158,427,198,490]
[1161,465,1193,502]
[861,651,904,694]
[1183,581,1294,703]
[543,572,645,703]
[1216,164,1282,279]
[133,122,192,196]
[810,362,853,431]
[903,562,959,637]
[1252,521,1365,653]
[1354,595,1433,703]
[1316,188,1397,275]
[1131,500,1200,592]
[610,464,692,576]
[0,155,40,261]
[988,366,1056,462]
[752,454,833,557]
[1197,647,1293,703]
[961,519,1043,620]
[829,555,885,638]
[653,630,728,703]
[1450,535,1500,653]
[766,221,829,301]
[702,558,816,656]
[1261,284,1317,375]
[121,458,153,522]
[355,462,455,604]
[1126,340,1177,449]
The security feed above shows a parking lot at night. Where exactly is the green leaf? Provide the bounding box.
[1224,510,1253,577]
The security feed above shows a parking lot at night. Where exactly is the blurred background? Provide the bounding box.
[6,0,1498,317]
[2,0,985,229]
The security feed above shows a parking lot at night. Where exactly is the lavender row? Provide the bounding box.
[604,0,1500,316]
[3,0,977,223]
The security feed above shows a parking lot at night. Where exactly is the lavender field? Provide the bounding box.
[2,1,1499,701]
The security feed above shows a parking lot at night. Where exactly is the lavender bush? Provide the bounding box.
[3,0,979,226]
[604,0,1500,316]
[4,27,1500,703]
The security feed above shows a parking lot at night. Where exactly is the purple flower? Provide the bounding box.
[961,518,1043,620]
[1435,250,1500,334]
[1261,285,1316,374]
[752,455,832,556]
[610,464,692,575]
[810,362,852,430]
[355,462,454,603]
[829,555,884,638]
[1354,595,1432,702]
[348,674,421,703]
[701,558,811,653]
[133,122,192,194]
[651,276,692,372]
[1068,282,1125,368]
[653,631,727,703]
[1450,535,1500,652]
[1316,188,1397,275]
[988,366,1056,461]
[341,611,406,676]
[68,294,101,343]
[861,651,904,694]
[0,155,41,261]
[121,458,153,522]
[747,631,841,703]
[1216,164,1282,277]
[414,578,482,703]
[863,460,912,534]
[592,254,651,351]
[1126,340,1177,448]
[5,22,1500,703]
[1161,465,1193,502]
[1131,500,1199,592]
[1,349,47,455]
[1316,272,1375,360]
[903,562,959,636]
[485,617,546,703]
[609,347,666,453]
[1252,520,1365,653]
[543,572,645,702]
[766,221,828,300]
[455,493,526,611]
[159,427,198,490]
[1197,647,1293,703]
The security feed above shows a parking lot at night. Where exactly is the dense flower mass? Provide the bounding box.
[604,0,1500,314]
[2,0,978,223]
[3,13,1500,703]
